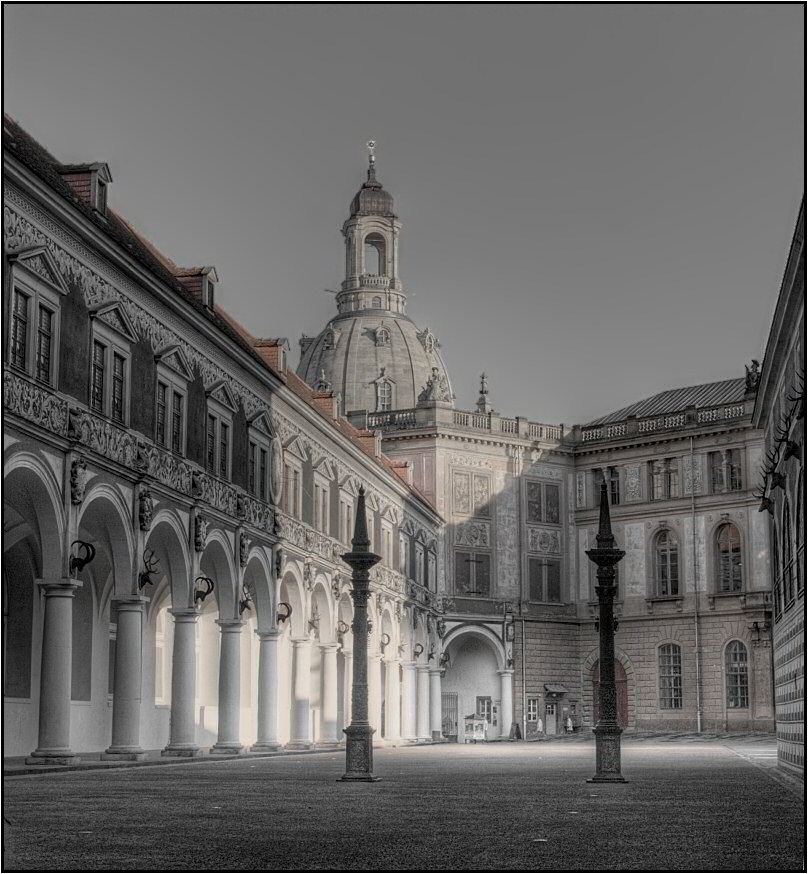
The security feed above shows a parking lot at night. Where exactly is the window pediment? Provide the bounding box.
[283,435,308,462]
[206,379,238,413]
[89,301,138,343]
[155,344,193,381]
[249,410,275,438]
[9,247,69,295]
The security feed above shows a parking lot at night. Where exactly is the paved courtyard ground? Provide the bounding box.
[3,736,804,872]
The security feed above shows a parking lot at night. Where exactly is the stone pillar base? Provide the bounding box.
[26,750,80,766]
[316,741,341,751]
[249,742,282,753]
[101,747,147,762]
[285,741,313,751]
[340,724,379,782]
[588,723,628,783]
[210,743,244,755]
[431,730,443,741]
[161,745,202,758]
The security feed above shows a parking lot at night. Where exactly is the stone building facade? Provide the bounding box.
[3,118,445,762]
[303,149,784,743]
[751,197,805,777]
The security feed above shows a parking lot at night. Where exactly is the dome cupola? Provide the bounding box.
[350,142,396,218]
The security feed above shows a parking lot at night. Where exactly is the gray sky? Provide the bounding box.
[4,4,804,424]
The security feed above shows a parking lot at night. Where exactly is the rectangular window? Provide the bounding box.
[259,448,268,502]
[156,382,168,447]
[249,441,257,495]
[111,353,125,423]
[609,468,620,506]
[529,558,562,603]
[545,484,560,523]
[400,536,410,577]
[712,449,743,492]
[526,482,542,523]
[526,481,561,524]
[709,452,725,493]
[651,459,679,500]
[11,290,29,370]
[728,451,742,491]
[293,467,301,517]
[171,392,183,454]
[455,551,490,597]
[527,697,539,722]
[476,696,493,722]
[36,305,53,383]
[659,644,682,709]
[91,340,106,413]
[206,415,216,472]
[219,422,229,479]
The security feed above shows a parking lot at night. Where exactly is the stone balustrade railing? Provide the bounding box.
[580,402,750,443]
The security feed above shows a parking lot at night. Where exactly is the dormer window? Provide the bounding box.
[375,323,391,346]
[204,275,215,309]
[95,178,107,214]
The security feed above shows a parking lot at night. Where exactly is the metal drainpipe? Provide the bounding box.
[516,449,526,737]
[691,436,703,733]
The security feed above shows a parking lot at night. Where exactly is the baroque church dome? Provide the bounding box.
[298,146,454,414]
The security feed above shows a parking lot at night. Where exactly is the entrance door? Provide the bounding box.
[442,692,458,742]
[591,659,628,727]
[545,702,557,735]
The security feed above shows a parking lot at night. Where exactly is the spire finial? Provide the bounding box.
[595,482,615,549]
[480,372,488,395]
[366,140,377,183]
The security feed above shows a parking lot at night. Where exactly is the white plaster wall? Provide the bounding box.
[623,522,646,598]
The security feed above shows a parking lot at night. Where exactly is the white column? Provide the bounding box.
[252,630,281,751]
[499,669,514,739]
[341,649,353,732]
[287,637,312,749]
[103,595,148,761]
[212,619,245,754]
[368,654,382,739]
[429,668,443,741]
[27,579,81,764]
[384,658,401,743]
[400,661,417,741]
[319,643,340,747]
[162,608,201,756]
[416,665,431,741]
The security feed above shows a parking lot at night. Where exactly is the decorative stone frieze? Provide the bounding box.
[70,456,87,504]
[3,370,69,436]
[194,515,208,552]
[67,408,139,468]
[624,464,642,502]
[683,455,703,496]
[527,527,561,555]
[576,472,586,508]
[138,486,153,531]
[454,521,490,548]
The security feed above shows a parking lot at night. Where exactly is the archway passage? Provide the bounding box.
[591,659,628,728]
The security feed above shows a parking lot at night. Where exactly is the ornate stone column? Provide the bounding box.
[103,595,149,761]
[319,643,340,748]
[586,481,627,783]
[341,649,353,732]
[211,619,245,754]
[429,667,443,741]
[416,665,431,741]
[27,579,82,765]
[400,660,417,741]
[287,637,312,749]
[384,658,401,743]
[340,486,382,781]
[498,669,514,739]
[251,630,281,752]
[368,654,383,737]
[162,607,201,757]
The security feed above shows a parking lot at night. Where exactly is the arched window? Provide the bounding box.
[658,643,682,709]
[364,234,386,275]
[654,530,679,596]
[715,523,742,592]
[377,380,392,412]
[372,296,382,309]
[725,640,749,708]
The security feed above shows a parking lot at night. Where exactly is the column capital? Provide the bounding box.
[170,607,201,622]
[497,669,515,678]
[291,636,312,648]
[416,664,430,673]
[36,578,81,597]
[341,648,353,657]
[216,618,246,631]
[400,660,416,669]
[111,594,150,612]
[428,667,443,677]
[255,629,283,642]
[319,642,340,653]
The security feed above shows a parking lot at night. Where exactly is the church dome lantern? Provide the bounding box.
[298,142,454,415]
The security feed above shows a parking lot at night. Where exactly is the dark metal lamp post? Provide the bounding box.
[586,482,627,783]
[339,486,382,782]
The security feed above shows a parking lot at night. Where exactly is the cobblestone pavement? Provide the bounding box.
[4,736,804,872]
